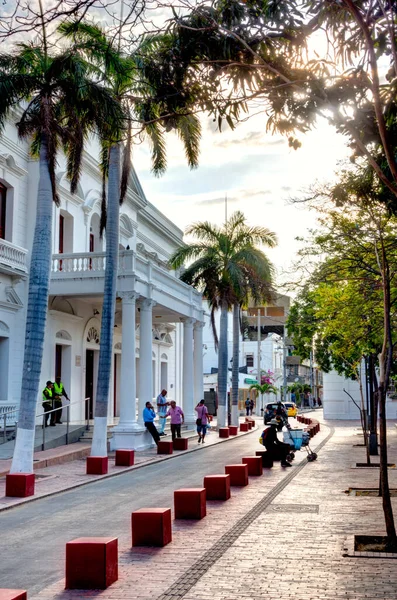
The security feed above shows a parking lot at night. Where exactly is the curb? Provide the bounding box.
[0,424,259,513]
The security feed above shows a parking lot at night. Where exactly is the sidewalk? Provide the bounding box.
[0,418,254,511]
[26,413,397,600]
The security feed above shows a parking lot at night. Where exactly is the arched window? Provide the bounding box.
[87,327,100,344]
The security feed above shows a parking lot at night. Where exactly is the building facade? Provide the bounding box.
[0,115,205,449]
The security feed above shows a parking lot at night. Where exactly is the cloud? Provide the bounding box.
[195,196,239,206]
[281,186,292,192]
[214,132,285,149]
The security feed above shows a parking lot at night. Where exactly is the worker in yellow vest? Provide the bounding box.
[42,381,55,427]
[53,376,69,424]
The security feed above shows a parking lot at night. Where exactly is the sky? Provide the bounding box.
[132,112,351,288]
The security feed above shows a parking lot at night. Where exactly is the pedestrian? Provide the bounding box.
[53,376,69,424]
[143,401,160,446]
[156,389,168,436]
[249,399,254,416]
[260,419,292,467]
[195,399,209,443]
[42,381,56,427]
[245,397,250,416]
[161,400,184,441]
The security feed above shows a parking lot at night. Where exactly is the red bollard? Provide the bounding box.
[174,488,206,519]
[115,450,135,467]
[225,464,249,486]
[203,475,231,500]
[65,537,118,590]
[5,474,35,498]
[131,508,172,547]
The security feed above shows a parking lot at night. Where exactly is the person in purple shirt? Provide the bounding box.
[161,400,184,441]
[195,399,209,444]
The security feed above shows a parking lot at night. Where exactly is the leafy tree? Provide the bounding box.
[287,175,397,548]
[0,33,123,473]
[169,211,276,427]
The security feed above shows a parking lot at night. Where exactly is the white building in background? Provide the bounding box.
[0,116,205,449]
[202,296,290,410]
[323,371,397,420]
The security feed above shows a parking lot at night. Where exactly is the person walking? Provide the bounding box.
[143,401,160,446]
[249,399,254,416]
[245,397,251,416]
[156,389,168,436]
[42,381,56,427]
[161,400,184,441]
[261,419,292,467]
[195,399,209,444]
[53,376,69,424]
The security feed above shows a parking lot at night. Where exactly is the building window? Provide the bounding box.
[246,354,254,368]
[0,183,6,240]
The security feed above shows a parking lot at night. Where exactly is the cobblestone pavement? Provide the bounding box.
[21,413,397,600]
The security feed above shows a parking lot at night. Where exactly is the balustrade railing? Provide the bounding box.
[0,239,28,273]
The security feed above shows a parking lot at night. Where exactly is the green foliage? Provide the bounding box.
[169,210,276,344]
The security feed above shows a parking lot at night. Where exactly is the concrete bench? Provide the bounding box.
[225,464,249,486]
[219,428,230,438]
[115,450,134,467]
[229,426,238,435]
[86,456,108,475]
[157,441,173,455]
[65,537,118,589]
[173,438,188,451]
[203,475,231,500]
[242,456,263,476]
[255,450,274,468]
[5,474,35,498]
[131,508,172,547]
[239,423,249,432]
[0,590,27,600]
[174,488,206,519]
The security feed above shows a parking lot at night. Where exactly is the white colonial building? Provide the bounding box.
[0,115,205,449]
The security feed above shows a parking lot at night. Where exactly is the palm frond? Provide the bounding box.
[175,113,201,169]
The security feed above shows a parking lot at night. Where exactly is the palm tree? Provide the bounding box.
[60,22,202,455]
[249,383,278,414]
[0,38,123,473]
[169,211,276,427]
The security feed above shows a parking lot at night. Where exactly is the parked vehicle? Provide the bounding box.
[284,402,298,417]
[264,402,287,424]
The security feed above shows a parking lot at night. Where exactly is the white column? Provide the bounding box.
[183,318,195,427]
[194,321,204,405]
[118,292,139,427]
[138,298,155,426]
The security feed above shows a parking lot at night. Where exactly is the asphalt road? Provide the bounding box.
[0,432,263,595]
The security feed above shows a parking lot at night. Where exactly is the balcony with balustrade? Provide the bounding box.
[0,238,28,278]
[50,249,203,321]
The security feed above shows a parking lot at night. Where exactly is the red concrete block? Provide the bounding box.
[0,590,27,600]
[131,508,172,547]
[218,427,230,438]
[173,438,188,451]
[225,464,249,486]
[174,488,206,519]
[86,456,108,475]
[247,422,253,430]
[157,441,173,455]
[115,449,135,467]
[239,423,249,432]
[229,426,238,436]
[256,451,274,468]
[242,456,263,476]
[5,474,35,498]
[65,537,118,590]
[203,474,231,500]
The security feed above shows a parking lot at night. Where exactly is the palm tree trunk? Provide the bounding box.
[10,136,53,473]
[91,143,120,456]
[231,303,240,426]
[217,301,228,428]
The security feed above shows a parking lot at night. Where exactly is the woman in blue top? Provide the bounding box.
[143,402,160,446]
